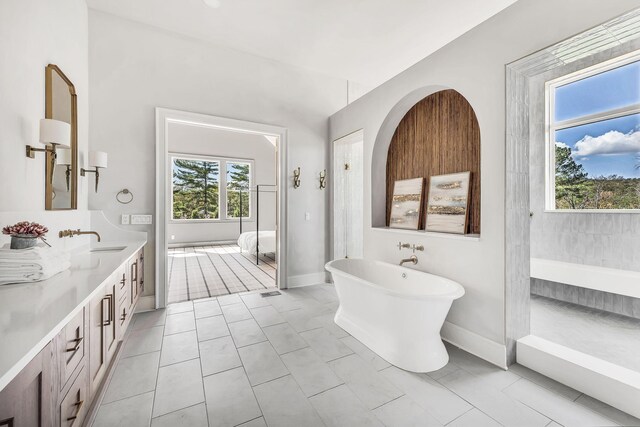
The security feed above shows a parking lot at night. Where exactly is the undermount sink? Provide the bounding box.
[89,246,126,253]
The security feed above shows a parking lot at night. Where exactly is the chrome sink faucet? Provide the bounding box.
[59,229,102,242]
[399,255,418,266]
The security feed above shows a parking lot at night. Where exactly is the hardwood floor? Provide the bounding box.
[168,244,276,304]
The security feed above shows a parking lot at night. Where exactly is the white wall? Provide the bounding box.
[0,0,89,212]
[167,123,276,245]
[0,0,90,250]
[329,0,640,361]
[88,10,348,296]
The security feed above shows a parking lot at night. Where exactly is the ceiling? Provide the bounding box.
[86,0,518,88]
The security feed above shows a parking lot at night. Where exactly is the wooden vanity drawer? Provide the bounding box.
[59,308,86,390]
[60,367,88,427]
[118,290,132,338]
[116,267,127,299]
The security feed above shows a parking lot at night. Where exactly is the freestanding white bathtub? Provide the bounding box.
[325,258,465,373]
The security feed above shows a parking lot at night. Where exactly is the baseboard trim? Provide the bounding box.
[441,321,507,369]
[287,272,329,288]
[135,295,156,313]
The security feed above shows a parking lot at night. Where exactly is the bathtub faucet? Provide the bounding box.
[399,255,418,266]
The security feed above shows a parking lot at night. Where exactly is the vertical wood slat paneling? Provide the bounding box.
[385,90,481,234]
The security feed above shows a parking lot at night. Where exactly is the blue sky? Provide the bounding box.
[554,60,640,178]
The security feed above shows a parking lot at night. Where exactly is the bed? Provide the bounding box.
[237,230,276,255]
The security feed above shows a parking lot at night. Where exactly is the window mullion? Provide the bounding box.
[552,104,640,131]
[220,160,228,220]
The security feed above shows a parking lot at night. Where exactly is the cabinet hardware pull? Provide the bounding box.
[121,308,127,321]
[65,337,84,353]
[120,274,126,286]
[67,399,84,422]
[131,261,138,283]
[102,294,114,326]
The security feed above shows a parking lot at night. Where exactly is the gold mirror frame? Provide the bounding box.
[45,64,78,210]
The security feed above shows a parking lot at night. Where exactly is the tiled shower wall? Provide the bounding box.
[528,38,640,273]
[531,278,640,320]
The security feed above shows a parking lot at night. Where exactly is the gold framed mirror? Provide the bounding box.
[45,64,78,210]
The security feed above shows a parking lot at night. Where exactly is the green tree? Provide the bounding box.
[555,144,590,209]
[227,163,250,218]
[172,159,219,219]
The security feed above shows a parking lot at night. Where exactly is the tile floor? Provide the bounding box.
[92,284,640,427]
[531,294,640,372]
[168,244,276,304]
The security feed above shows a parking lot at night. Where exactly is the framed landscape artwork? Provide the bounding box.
[389,178,425,230]
[425,171,471,234]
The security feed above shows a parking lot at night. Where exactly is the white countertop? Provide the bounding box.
[0,239,146,392]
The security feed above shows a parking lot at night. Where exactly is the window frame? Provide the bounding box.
[169,153,254,223]
[225,160,253,220]
[545,49,640,212]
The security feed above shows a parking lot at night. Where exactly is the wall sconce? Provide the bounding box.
[81,151,108,192]
[319,169,327,189]
[293,167,301,189]
[26,119,71,183]
[56,148,72,192]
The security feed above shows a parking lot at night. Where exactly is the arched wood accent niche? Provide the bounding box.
[385,89,481,234]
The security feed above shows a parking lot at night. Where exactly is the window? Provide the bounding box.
[172,156,220,219]
[226,161,251,218]
[546,52,640,210]
[171,155,253,221]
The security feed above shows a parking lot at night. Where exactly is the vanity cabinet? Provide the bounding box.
[56,308,86,392]
[0,343,55,427]
[104,282,118,364]
[128,257,139,307]
[116,267,130,340]
[59,367,88,427]
[0,242,147,427]
[88,285,108,397]
[90,266,139,397]
[137,250,145,295]
[0,247,145,427]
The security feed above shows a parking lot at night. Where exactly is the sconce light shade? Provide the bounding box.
[56,148,72,165]
[39,119,70,147]
[89,151,108,169]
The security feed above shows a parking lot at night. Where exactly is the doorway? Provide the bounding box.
[156,109,288,308]
[332,130,364,259]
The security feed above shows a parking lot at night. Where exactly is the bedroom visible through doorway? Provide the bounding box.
[167,244,276,303]
[159,111,280,305]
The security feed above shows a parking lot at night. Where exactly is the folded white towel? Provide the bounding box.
[0,260,71,285]
[0,245,72,285]
[0,245,68,261]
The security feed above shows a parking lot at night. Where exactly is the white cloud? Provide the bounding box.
[571,129,640,158]
[555,141,569,149]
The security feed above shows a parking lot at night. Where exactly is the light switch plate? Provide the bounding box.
[305,212,311,221]
[131,214,153,225]
[121,214,130,225]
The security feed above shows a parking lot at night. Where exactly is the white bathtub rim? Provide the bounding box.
[325,258,465,301]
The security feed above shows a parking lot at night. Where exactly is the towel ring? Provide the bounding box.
[116,189,134,204]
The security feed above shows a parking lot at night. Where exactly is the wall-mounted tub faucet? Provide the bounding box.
[411,244,424,253]
[397,242,411,250]
[399,255,418,266]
